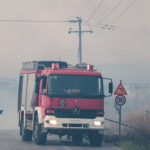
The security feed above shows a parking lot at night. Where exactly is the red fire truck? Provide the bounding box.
[18,61,113,146]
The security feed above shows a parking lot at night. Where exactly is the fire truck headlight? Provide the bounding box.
[50,120,58,125]
[94,121,101,126]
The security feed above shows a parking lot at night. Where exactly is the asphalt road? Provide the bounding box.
[0,130,122,150]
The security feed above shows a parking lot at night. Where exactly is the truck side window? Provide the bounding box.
[42,77,46,94]
[26,73,35,112]
[22,74,28,107]
[97,78,101,94]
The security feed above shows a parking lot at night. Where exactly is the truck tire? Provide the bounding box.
[33,115,47,145]
[72,133,83,143]
[21,116,32,141]
[20,119,22,135]
[89,132,103,146]
[20,125,22,135]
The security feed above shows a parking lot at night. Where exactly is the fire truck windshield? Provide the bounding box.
[48,75,103,99]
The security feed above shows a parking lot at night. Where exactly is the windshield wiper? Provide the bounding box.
[48,91,66,94]
[72,92,92,95]
[48,91,99,95]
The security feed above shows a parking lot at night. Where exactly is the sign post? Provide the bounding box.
[119,106,121,137]
[114,80,127,139]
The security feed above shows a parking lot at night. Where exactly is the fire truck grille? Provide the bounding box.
[52,109,103,119]
[62,123,89,128]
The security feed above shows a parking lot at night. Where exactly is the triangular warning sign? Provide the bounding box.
[114,83,127,95]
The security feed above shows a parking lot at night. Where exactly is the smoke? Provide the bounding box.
[0,83,18,129]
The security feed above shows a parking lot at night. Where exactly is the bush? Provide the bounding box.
[124,112,150,148]
[103,134,119,143]
[120,141,146,150]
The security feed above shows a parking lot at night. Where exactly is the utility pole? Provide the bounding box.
[68,17,93,64]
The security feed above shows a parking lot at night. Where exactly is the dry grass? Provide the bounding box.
[123,112,150,148]
[126,112,150,131]
[104,111,150,148]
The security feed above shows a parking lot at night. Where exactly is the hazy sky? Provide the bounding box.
[0,0,150,76]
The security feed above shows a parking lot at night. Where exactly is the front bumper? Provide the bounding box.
[44,115,104,130]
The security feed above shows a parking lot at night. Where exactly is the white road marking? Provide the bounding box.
[62,146,83,150]
[47,146,57,150]
[62,146,73,150]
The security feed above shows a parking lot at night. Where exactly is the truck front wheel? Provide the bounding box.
[89,132,103,146]
[33,115,47,145]
[72,133,83,143]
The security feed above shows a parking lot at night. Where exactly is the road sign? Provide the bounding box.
[115,95,126,106]
[114,82,127,95]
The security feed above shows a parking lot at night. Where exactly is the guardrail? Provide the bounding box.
[104,118,150,139]
[104,118,138,130]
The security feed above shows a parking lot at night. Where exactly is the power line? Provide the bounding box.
[0,20,69,23]
[82,0,104,27]
[114,29,150,36]
[70,22,78,30]
[90,0,137,30]
[66,16,78,21]
[94,26,114,31]
[91,0,123,29]
[66,16,79,30]
[109,0,137,25]
[94,23,150,34]
[94,26,150,36]
[108,25,150,34]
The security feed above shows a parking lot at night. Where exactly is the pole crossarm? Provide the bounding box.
[68,30,93,34]
[69,20,79,23]
[68,31,79,33]
[82,30,93,33]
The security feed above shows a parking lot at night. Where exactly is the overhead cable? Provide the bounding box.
[91,0,137,30]
[0,20,69,23]
[92,23,150,34]
[94,26,150,36]
[91,0,123,29]
[82,0,104,27]
[66,16,79,29]
[108,24,150,34]
[109,0,137,25]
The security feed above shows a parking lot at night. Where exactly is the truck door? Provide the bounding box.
[39,77,47,106]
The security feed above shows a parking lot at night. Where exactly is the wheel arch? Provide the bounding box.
[33,107,44,125]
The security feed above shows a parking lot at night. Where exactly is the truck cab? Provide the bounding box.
[18,61,113,146]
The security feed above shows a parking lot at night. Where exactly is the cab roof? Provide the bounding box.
[20,61,102,76]
[42,68,102,76]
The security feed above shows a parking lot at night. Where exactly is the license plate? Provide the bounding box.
[70,120,81,124]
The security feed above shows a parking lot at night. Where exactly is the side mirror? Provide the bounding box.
[109,83,113,94]
[103,78,113,97]
[35,75,46,94]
